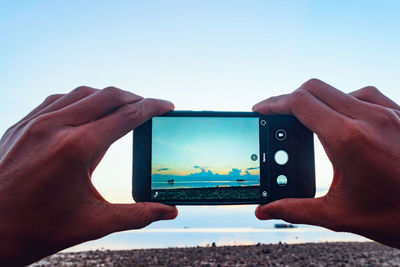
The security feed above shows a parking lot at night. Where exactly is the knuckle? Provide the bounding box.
[361,86,381,98]
[266,95,280,103]
[25,114,54,136]
[374,107,400,125]
[72,86,96,97]
[7,122,26,137]
[50,130,89,161]
[1,126,17,142]
[61,130,89,156]
[3,126,13,136]
[145,98,163,114]
[14,116,90,160]
[102,86,142,104]
[103,86,120,92]
[44,94,63,104]
[102,86,125,101]
[119,104,142,122]
[301,78,323,91]
[289,89,312,108]
[338,120,365,146]
[291,88,308,100]
[131,203,153,227]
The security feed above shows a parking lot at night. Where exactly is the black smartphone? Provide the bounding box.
[132,111,315,205]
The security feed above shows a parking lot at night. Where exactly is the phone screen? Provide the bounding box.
[151,116,261,201]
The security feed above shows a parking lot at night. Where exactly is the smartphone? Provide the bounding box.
[132,111,315,205]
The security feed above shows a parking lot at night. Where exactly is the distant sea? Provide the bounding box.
[151,174,260,189]
[65,205,368,252]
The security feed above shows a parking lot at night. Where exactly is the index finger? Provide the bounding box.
[81,98,174,155]
[253,89,348,140]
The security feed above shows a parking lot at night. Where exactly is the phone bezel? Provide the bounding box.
[132,111,315,205]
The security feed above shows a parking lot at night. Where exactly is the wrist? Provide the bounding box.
[0,221,54,266]
[0,234,26,266]
[341,209,400,249]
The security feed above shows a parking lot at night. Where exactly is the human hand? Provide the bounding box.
[0,86,178,266]
[253,79,400,248]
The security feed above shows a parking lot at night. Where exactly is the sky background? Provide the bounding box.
[1,0,400,247]
[152,117,260,177]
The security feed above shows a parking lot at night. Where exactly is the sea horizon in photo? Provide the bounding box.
[151,172,260,190]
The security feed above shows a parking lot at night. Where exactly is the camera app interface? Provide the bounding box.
[151,117,260,201]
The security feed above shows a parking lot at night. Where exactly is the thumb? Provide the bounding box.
[100,202,178,234]
[255,197,330,227]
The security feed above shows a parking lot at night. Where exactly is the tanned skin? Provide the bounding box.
[1,80,400,266]
[254,79,400,249]
[0,86,178,266]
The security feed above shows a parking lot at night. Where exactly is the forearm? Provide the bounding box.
[0,235,66,266]
[0,237,30,266]
[0,218,63,266]
[352,215,400,249]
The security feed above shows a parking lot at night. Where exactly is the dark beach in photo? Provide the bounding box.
[151,186,260,201]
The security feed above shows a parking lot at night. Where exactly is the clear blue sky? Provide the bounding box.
[1,0,399,203]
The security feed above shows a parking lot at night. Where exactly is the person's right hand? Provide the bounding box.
[253,79,400,249]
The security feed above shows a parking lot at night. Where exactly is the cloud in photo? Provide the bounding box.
[193,166,208,169]
[156,168,170,172]
[228,168,242,176]
[189,168,216,177]
[246,167,259,170]
[187,168,255,178]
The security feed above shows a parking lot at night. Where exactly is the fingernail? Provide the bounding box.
[252,103,261,112]
[166,101,175,110]
[160,100,174,111]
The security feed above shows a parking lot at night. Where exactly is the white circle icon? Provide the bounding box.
[274,150,289,165]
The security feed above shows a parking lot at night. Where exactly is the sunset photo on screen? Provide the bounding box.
[151,117,261,200]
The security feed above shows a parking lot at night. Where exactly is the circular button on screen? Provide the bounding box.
[274,150,289,165]
[276,175,288,186]
[275,129,286,141]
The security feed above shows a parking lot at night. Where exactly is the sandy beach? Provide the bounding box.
[31,242,400,266]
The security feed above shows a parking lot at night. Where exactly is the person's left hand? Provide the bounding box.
[0,86,178,266]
